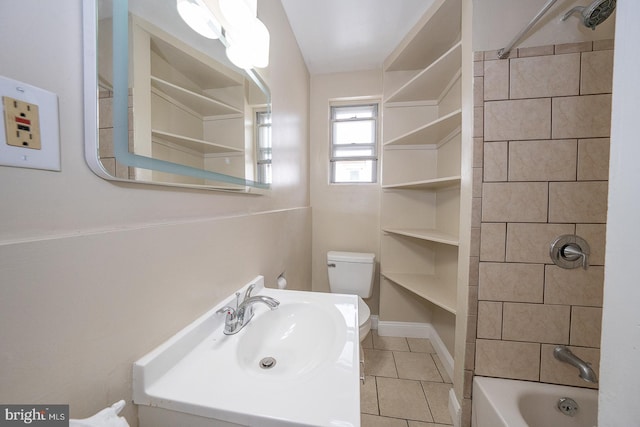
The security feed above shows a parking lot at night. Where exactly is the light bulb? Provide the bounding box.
[176,0,221,40]
[225,18,270,69]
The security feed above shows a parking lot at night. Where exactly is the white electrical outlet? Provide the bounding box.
[0,75,60,171]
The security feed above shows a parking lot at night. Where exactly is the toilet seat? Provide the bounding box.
[357,296,371,341]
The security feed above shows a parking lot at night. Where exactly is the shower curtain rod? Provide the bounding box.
[497,0,560,59]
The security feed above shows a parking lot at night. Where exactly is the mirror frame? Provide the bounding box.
[82,0,271,193]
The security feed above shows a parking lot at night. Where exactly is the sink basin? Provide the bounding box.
[236,302,346,379]
[133,276,361,427]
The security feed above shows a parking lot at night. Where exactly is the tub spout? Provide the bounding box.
[553,346,598,383]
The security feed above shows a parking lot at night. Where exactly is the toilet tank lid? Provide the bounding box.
[327,251,375,263]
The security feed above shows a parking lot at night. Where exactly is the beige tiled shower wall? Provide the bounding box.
[463,39,613,427]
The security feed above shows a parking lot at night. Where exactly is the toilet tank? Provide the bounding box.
[327,251,375,298]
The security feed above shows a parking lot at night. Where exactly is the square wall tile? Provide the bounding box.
[581,50,614,95]
[477,301,503,339]
[484,142,508,182]
[540,344,599,389]
[474,77,484,107]
[506,223,575,263]
[570,306,603,348]
[508,139,577,181]
[473,167,483,198]
[474,107,484,138]
[485,98,551,141]
[545,265,604,306]
[549,181,608,223]
[475,339,540,381]
[502,303,570,344]
[473,137,484,168]
[480,223,506,262]
[577,138,610,181]
[555,41,592,54]
[510,53,580,99]
[482,182,548,222]
[517,45,554,58]
[478,262,544,303]
[484,60,509,100]
[593,39,614,51]
[575,223,607,266]
[552,94,612,139]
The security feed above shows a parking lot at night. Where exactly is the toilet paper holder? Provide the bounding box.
[550,234,590,270]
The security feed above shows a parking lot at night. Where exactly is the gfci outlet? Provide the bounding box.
[0,75,60,171]
[3,96,42,150]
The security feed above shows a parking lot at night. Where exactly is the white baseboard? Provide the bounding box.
[376,320,453,381]
[449,388,461,427]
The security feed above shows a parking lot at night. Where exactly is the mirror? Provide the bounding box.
[84,0,272,192]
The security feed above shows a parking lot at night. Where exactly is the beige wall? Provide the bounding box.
[462,38,613,426]
[0,0,309,424]
[473,0,616,52]
[309,70,382,314]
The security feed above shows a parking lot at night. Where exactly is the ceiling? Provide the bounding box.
[280,0,435,75]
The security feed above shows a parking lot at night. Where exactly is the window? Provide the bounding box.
[255,110,272,184]
[330,103,378,183]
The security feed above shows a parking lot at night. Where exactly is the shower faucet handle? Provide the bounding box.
[550,235,591,270]
[562,244,589,270]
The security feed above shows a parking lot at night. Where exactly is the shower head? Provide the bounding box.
[562,0,616,30]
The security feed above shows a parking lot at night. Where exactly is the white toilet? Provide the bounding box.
[327,251,375,342]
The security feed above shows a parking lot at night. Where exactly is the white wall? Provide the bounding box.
[473,0,615,52]
[599,1,640,424]
[309,70,382,313]
[0,0,310,424]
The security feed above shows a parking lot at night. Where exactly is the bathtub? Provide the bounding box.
[472,376,598,427]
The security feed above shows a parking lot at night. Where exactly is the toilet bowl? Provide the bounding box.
[327,251,375,342]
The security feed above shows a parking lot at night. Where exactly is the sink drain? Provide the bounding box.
[259,357,277,369]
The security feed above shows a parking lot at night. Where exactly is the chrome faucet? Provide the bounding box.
[216,285,279,335]
[553,346,598,383]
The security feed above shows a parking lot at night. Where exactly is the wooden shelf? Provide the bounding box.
[382,176,461,190]
[151,76,242,117]
[151,130,243,155]
[382,272,457,314]
[386,42,462,103]
[383,228,459,246]
[384,0,461,72]
[384,109,461,147]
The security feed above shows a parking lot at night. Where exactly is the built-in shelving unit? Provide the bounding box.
[379,0,463,348]
[130,17,248,183]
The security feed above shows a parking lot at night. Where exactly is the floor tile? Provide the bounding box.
[421,381,453,425]
[373,332,410,351]
[407,422,452,427]
[361,375,379,415]
[362,331,373,349]
[431,354,451,384]
[407,338,436,353]
[377,377,434,422]
[364,349,398,378]
[361,413,408,427]
[394,351,443,382]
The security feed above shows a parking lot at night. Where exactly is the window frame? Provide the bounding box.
[329,102,379,184]
[254,109,272,185]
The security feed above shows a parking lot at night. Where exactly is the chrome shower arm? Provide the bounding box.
[497,0,561,59]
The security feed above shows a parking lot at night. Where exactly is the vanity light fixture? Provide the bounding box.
[176,0,222,39]
[177,0,270,69]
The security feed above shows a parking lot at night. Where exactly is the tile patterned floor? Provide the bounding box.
[360,331,453,427]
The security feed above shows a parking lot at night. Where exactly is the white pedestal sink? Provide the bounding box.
[133,276,361,427]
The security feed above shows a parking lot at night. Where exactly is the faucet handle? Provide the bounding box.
[216,306,237,334]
